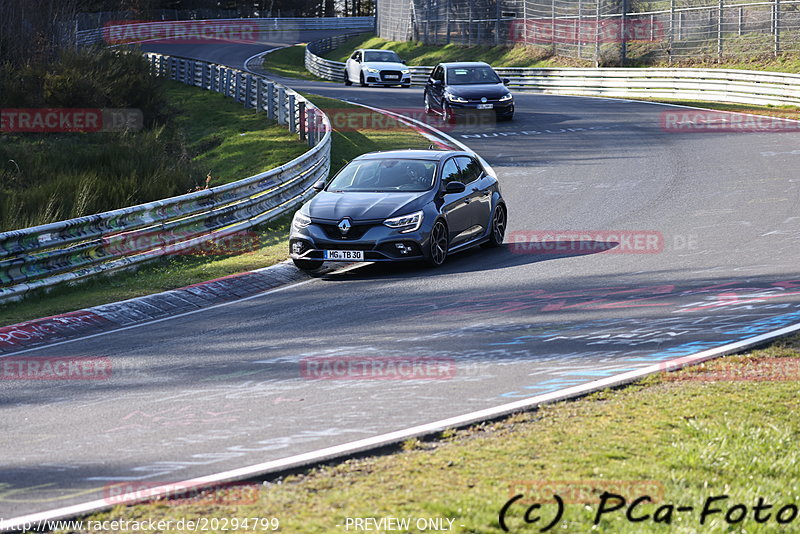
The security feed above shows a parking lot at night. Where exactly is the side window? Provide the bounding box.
[432,66,443,82]
[440,158,461,186]
[352,51,361,62]
[454,156,483,184]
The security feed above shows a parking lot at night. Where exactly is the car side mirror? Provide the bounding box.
[401,59,407,64]
[312,179,326,191]
[502,78,510,85]
[431,79,442,87]
[443,181,466,194]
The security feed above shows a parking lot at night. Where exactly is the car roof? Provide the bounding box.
[353,149,469,162]
[360,49,399,53]
[438,62,492,68]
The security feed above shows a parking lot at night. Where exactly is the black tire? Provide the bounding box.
[293,258,324,271]
[344,70,352,86]
[425,220,449,267]
[443,103,456,124]
[359,72,367,87]
[483,204,507,248]
[402,83,411,88]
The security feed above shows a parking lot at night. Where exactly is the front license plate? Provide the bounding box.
[384,75,399,80]
[324,250,364,261]
[476,103,493,110]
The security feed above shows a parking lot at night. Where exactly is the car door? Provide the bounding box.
[438,157,473,246]
[455,155,492,238]
[347,51,361,83]
[427,66,445,110]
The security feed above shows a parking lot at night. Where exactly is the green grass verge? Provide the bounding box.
[165,81,309,186]
[319,32,800,73]
[62,336,800,533]
[323,33,569,67]
[260,46,328,81]
[0,81,308,232]
[0,94,430,327]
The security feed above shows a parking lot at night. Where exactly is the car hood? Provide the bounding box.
[306,191,427,222]
[446,83,510,99]
[361,61,406,70]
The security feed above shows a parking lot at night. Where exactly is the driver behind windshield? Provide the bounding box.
[327,159,435,192]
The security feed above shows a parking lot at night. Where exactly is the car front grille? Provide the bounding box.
[318,224,373,240]
[380,70,402,81]
[320,243,375,251]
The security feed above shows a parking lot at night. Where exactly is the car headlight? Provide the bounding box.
[383,210,423,233]
[499,93,513,102]
[445,92,468,103]
[292,212,311,230]
[366,67,380,73]
[401,69,410,74]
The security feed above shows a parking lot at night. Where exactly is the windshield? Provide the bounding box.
[363,51,402,63]
[446,66,501,85]
[327,159,437,192]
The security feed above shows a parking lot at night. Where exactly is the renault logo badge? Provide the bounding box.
[338,218,351,236]
[481,97,488,103]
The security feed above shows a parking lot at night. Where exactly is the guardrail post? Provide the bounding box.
[278,87,287,125]
[267,82,275,120]
[245,74,253,108]
[288,93,297,133]
[201,63,209,89]
[298,101,306,141]
[256,78,264,112]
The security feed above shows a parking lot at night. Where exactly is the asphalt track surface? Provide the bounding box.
[2,31,800,523]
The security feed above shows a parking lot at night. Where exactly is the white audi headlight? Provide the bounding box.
[401,69,410,74]
[292,212,311,230]
[366,67,380,73]
[445,92,468,103]
[499,93,513,102]
[383,211,424,233]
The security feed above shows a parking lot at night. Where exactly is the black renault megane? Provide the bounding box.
[289,149,507,271]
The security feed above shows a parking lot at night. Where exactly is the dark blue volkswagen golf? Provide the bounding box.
[289,149,507,271]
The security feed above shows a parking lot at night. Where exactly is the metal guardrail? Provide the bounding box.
[77,17,376,46]
[304,35,800,106]
[0,54,332,303]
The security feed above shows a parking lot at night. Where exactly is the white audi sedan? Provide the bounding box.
[344,49,411,88]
